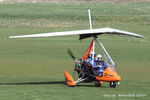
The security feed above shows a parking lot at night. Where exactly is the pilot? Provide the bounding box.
[95,54,108,68]
[92,54,108,76]
[86,51,96,64]
[74,59,82,77]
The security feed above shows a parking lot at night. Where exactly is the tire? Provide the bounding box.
[68,85,75,87]
[95,83,101,87]
[94,81,102,87]
[109,82,116,88]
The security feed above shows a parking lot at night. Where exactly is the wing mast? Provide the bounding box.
[88,8,92,30]
[88,8,95,65]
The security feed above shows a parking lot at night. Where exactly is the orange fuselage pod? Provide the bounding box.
[64,71,76,86]
[96,67,121,82]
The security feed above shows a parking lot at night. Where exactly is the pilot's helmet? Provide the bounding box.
[96,54,103,61]
[89,51,95,58]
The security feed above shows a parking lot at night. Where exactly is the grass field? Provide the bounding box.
[0,2,150,100]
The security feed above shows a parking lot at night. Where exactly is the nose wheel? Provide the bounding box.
[109,82,116,88]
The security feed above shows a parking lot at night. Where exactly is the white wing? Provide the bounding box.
[9,27,144,39]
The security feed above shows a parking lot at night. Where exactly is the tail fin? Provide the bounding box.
[64,71,76,86]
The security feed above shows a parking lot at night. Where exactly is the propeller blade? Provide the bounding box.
[67,49,76,60]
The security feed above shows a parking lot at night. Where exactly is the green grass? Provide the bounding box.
[0,2,150,100]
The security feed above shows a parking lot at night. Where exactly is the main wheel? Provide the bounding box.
[109,82,116,88]
[68,85,75,87]
[94,81,102,87]
[95,83,101,87]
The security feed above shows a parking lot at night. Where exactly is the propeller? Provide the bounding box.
[67,49,78,78]
[67,49,76,60]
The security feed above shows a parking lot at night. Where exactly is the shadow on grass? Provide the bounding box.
[0,81,110,88]
[0,81,65,85]
[76,85,110,88]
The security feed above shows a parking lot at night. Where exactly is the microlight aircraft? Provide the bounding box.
[9,8,144,88]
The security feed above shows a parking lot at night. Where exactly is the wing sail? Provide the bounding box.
[9,27,144,39]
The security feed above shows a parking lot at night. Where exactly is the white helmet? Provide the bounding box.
[96,54,103,61]
[89,51,95,57]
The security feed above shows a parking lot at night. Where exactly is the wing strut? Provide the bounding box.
[95,38,116,66]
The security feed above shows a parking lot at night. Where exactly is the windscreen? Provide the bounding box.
[96,39,117,72]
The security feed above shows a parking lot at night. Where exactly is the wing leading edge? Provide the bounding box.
[9,27,144,39]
